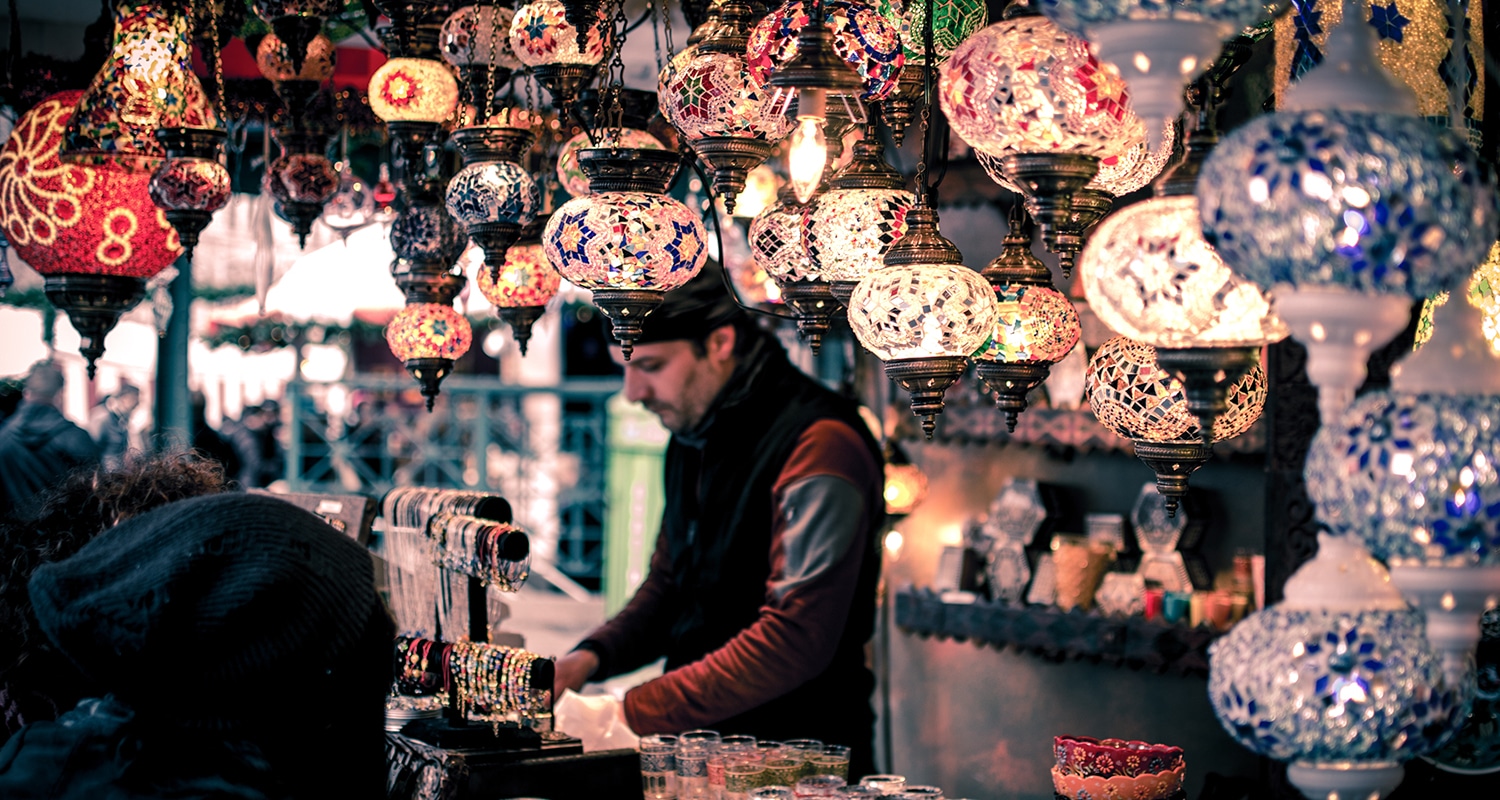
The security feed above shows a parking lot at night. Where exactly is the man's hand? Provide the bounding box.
[553,649,600,699]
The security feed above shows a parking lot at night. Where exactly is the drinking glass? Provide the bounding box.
[725,758,767,800]
[641,734,680,800]
[893,787,943,800]
[859,775,907,795]
[794,775,847,798]
[762,754,805,786]
[679,738,717,800]
[806,745,850,780]
[721,734,759,753]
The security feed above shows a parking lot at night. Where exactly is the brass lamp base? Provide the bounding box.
[974,359,1052,432]
[1153,346,1261,444]
[591,288,664,361]
[1051,188,1114,279]
[778,279,843,354]
[163,208,214,262]
[497,305,548,357]
[883,68,927,148]
[404,357,455,412]
[829,280,858,307]
[693,137,776,215]
[533,64,596,119]
[468,221,524,282]
[999,153,1099,280]
[1131,438,1214,517]
[44,274,148,380]
[885,356,968,440]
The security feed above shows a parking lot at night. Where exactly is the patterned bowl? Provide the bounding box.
[1050,764,1185,800]
[1054,736,1184,777]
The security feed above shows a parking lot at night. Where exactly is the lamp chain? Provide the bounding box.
[209,0,225,121]
[486,0,504,124]
[912,0,937,206]
[661,0,674,64]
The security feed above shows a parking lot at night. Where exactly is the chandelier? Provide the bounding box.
[659,0,794,213]
[542,147,708,359]
[1086,336,1266,514]
[1196,7,1497,425]
[973,210,1080,431]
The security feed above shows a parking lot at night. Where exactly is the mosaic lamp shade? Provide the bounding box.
[369,57,461,123]
[62,1,217,170]
[974,117,1175,199]
[148,127,232,261]
[803,186,916,292]
[256,31,338,82]
[387,302,474,410]
[475,240,560,356]
[556,128,666,197]
[253,0,343,77]
[973,285,1080,367]
[1086,335,1265,512]
[877,0,987,65]
[509,0,608,67]
[747,0,906,103]
[541,148,709,359]
[750,186,820,283]
[1209,533,1468,800]
[1415,241,1500,357]
[1307,289,1500,689]
[659,47,796,144]
[0,91,182,377]
[442,4,524,70]
[1196,5,1496,427]
[1036,0,1284,149]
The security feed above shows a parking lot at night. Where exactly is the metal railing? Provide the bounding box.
[285,376,621,587]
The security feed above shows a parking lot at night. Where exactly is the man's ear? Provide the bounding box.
[706,324,736,363]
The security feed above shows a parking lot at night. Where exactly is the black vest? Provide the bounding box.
[660,334,883,764]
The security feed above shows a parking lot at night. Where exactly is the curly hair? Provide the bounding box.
[0,450,229,742]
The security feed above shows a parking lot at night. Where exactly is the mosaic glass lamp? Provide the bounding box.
[253,0,342,76]
[875,0,987,145]
[659,0,795,213]
[475,232,559,356]
[63,1,217,170]
[848,206,997,438]
[1307,292,1500,687]
[264,133,339,249]
[148,127,231,261]
[803,138,915,305]
[974,211,1080,431]
[542,148,708,359]
[1086,335,1265,513]
[386,302,474,410]
[443,2,523,120]
[369,57,461,124]
[0,91,181,377]
[751,183,840,349]
[1037,0,1283,149]
[939,2,1137,277]
[446,124,541,279]
[256,31,338,83]
[1197,3,1497,426]
[510,0,608,113]
[1209,533,1468,800]
[556,127,666,197]
[1415,241,1500,357]
[748,0,906,105]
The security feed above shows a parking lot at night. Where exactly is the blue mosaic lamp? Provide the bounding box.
[1305,291,1500,688]
[1208,534,1469,800]
[446,123,541,281]
[1036,0,1282,149]
[1196,0,1498,426]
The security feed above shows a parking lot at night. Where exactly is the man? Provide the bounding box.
[0,363,98,520]
[553,263,885,776]
[87,382,139,470]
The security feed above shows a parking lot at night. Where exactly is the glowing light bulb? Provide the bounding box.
[788,118,827,204]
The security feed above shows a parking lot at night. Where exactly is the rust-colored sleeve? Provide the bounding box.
[618,419,880,734]
[575,525,678,680]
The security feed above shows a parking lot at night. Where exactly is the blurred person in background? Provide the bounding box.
[87,382,139,471]
[189,391,241,481]
[0,452,229,745]
[0,363,98,519]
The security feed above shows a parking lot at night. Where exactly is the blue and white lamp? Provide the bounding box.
[1196,0,1497,425]
[1209,534,1469,799]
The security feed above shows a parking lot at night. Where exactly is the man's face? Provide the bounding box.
[116,392,140,415]
[614,328,737,434]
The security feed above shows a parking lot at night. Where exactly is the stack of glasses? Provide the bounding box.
[639,731,858,800]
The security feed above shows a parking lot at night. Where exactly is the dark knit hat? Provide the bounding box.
[28,492,391,731]
[633,260,748,345]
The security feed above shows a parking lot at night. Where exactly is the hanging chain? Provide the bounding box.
[208,0,225,122]
[661,0,674,57]
[911,0,937,205]
[605,0,629,143]
[485,1,504,124]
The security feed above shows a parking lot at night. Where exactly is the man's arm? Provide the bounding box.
[619,419,879,734]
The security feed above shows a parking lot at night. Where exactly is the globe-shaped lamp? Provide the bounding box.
[253,0,342,78]
[443,4,523,122]
[475,239,559,356]
[1415,241,1500,357]
[265,147,338,248]
[1209,533,1468,800]
[386,302,474,410]
[542,148,708,359]
[1197,8,1497,426]
[0,91,182,377]
[878,0,987,65]
[148,127,231,262]
[446,125,541,277]
[848,226,996,438]
[751,184,841,349]
[1037,0,1283,149]
[747,0,905,103]
[256,31,338,83]
[510,0,608,111]
[804,139,915,303]
[1086,335,1265,512]
[974,212,1080,431]
[369,57,461,123]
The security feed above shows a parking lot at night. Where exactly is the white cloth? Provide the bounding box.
[553,689,639,752]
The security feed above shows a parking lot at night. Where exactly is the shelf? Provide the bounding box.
[894,588,1224,677]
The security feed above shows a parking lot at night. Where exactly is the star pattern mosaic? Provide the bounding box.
[542,192,707,290]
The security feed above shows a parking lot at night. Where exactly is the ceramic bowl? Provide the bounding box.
[1050,764,1186,800]
[1054,736,1184,777]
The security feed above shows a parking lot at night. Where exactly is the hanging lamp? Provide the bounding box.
[658,0,794,213]
[1196,0,1497,426]
[446,120,542,281]
[876,0,986,146]
[510,0,608,116]
[253,0,342,76]
[475,224,560,356]
[442,2,523,122]
[386,302,474,410]
[973,209,1080,431]
[804,138,915,307]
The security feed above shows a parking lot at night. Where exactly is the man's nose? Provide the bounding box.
[622,368,650,404]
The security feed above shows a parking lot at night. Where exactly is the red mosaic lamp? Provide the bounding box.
[0,92,182,377]
[386,302,474,410]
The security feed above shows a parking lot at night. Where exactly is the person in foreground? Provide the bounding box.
[552,262,886,777]
[0,492,395,799]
